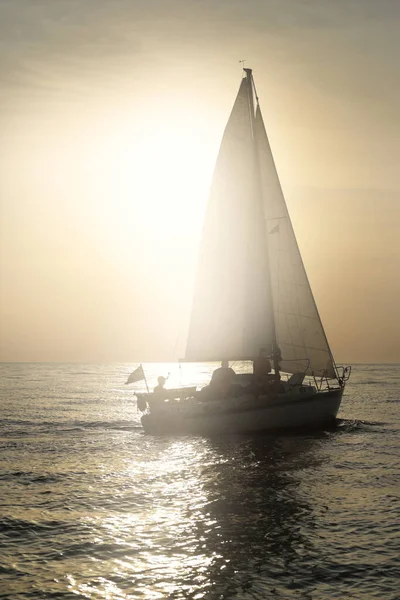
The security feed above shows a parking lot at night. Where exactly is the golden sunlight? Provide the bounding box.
[88,107,219,264]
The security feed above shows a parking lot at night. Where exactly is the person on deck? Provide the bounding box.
[153,376,167,397]
[250,358,276,396]
[198,365,241,401]
[212,364,236,383]
[147,376,169,412]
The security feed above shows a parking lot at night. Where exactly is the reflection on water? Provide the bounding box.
[0,363,399,599]
[62,435,330,599]
[184,436,318,599]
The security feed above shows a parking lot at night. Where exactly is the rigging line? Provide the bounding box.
[250,70,260,103]
[172,334,180,360]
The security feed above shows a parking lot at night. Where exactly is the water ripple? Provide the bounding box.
[0,363,399,599]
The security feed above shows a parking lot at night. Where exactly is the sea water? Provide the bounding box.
[0,362,399,599]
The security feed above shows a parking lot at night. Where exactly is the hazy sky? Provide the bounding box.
[1,0,399,363]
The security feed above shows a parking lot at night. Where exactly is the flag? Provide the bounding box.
[125,365,145,385]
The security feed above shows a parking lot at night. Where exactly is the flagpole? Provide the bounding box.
[141,364,150,393]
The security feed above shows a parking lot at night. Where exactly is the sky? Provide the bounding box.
[0,0,399,364]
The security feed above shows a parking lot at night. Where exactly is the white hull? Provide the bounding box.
[141,388,344,435]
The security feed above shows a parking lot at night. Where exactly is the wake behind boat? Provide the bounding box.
[132,68,351,435]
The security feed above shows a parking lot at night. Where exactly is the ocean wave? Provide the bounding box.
[0,471,62,484]
[0,418,142,433]
[0,516,82,539]
[0,363,399,600]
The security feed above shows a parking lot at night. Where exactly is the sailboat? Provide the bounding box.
[137,68,351,435]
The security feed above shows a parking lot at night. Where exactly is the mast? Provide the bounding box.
[243,68,280,377]
[243,68,280,376]
[243,68,256,138]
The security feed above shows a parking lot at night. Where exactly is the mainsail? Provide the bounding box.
[185,69,336,378]
[185,76,275,361]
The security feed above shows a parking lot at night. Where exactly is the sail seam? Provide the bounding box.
[275,311,325,320]
[280,344,331,352]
